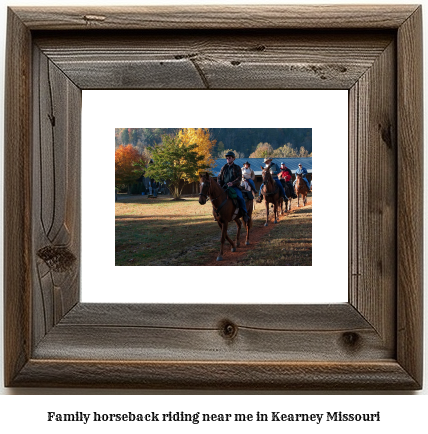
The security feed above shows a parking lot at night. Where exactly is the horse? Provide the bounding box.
[260,166,283,226]
[279,178,294,212]
[295,173,309,206]
[199,173,253,261]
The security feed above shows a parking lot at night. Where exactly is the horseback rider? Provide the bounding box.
[293,163,311,190]
[256,157,289,203]
[279,162,297,198]
[241,161,257,194]
[217,151,250,222]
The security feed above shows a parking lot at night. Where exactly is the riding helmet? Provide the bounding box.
[225,151,235,158]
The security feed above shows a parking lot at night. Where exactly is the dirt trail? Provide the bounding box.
[202,196,311,266]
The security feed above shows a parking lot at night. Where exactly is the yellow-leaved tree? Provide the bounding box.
[177,128,217,177]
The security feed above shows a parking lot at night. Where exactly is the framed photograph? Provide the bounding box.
[4,5,423,389]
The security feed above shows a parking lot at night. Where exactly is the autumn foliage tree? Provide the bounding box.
[249,142,275,158]
[177,128,216,172]
[144,135,208,199]
[115,144,146,190]
[250,141,311,159]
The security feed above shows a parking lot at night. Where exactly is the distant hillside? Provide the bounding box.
[115,128,312,158]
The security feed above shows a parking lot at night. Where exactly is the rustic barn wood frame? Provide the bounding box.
[4,5,423,390]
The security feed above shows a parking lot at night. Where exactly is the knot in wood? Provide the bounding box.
[341,332,361,350]
[37,245,76,272]
[219,320,238,340]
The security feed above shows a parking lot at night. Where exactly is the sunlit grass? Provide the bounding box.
[115,194,311,266]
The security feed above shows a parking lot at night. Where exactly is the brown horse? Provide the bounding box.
[295,173,309,206]
[260,167,283,226]
[199,173,253,261]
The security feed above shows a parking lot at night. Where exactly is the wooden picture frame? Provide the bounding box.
[4,5,423,389]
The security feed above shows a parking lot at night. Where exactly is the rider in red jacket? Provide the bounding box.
[279,163,292,182]
[279,163,297,198]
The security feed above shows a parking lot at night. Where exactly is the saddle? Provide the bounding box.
[214,188,249,222]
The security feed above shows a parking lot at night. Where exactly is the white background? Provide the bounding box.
[82,89,348,304]
[0,0,427,430]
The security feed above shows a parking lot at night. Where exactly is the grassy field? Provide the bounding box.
[115,194,312,266]
[243,204,312,266]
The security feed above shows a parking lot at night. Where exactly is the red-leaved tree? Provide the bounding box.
[115,144,146,189]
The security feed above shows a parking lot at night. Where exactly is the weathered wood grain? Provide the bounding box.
[3,6,423,390]
[32,303,391,362]
[4,8,32,389]
[34,31,393,89]
[12,361,419,390]
[32,46,81,348]
[12,5,419,30]
[396,6,423,387]
[61,303,369,329]
[349,40,397,351]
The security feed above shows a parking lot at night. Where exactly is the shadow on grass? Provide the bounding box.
[115,215,245,266]
[115,198,312,267]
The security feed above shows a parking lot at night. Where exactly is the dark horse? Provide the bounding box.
[199,173,253,261]
[279,179,294,212]
[260,166,283,226]
[295,173,309,207]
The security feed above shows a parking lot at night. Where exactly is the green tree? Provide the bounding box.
[144,135,208,199]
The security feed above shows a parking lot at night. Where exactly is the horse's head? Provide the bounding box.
[199,173,210,205]
[261,166,272,185]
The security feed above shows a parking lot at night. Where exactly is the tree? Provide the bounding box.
[272,142,299,158]
[121,128,130,145]
[216,140,225,156]
[131,128,140,146]
[115,144,146,190]
[144,135,208,199]
[298,146,310,158]
[177,128,217,172]
[249,142,274,158]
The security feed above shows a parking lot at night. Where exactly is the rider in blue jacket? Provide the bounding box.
[256,157,288,204]
[293,163,311,190]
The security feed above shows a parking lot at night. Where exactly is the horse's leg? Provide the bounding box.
[218,220,235,249]
[245,216,251,245]
[245,202,252,245]
[273,200,278,224]
[217,221,230,261]
[234,217,242,250]
[264,200,269,226]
